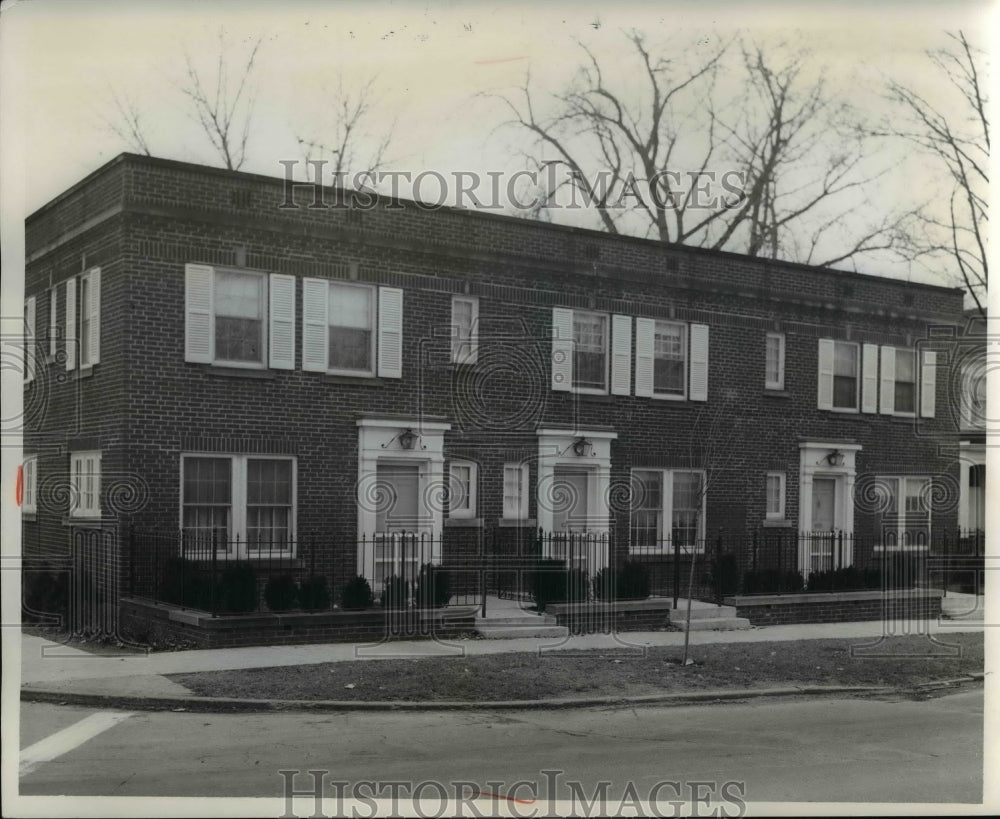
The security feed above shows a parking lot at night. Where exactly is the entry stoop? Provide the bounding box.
[474,596,569,639]
[668,601,751,631]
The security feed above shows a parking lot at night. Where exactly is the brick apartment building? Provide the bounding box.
[21,153,971,618]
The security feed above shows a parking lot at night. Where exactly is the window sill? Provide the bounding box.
[21,512,37,522]
[762,519,793,528]
[74,366,95,380]
[763,390,791,398]
[651,392,686,401]
[198,365,276,380]
[445,517,481,528]
[62,517,105,527]
[498,518,536,528]
[319,374,385,387]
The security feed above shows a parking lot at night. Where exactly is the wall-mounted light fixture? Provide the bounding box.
[826,449,845,467]
[572,437,592,457]
[381,428,424,451]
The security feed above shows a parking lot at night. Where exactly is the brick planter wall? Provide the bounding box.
[723,589,943,626]
[120,597,477,649]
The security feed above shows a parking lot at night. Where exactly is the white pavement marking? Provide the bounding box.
[19,711,135,777]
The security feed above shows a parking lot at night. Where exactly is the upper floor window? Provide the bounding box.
[448,460,477,519]
[451,295,479,365]
[765,333,785,390]
[302,278,402,378]
[214,270,265,365]
[893,349,916,414]
[961,359,987,431]
[185,264,296,370]
[63,269,102,372]
[653,321,686,397]
[817,339,859,412]
[328,282,375,374]
[69,451,101,519]
[573,311,608,391]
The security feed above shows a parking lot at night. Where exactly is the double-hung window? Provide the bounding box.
[833,342,859,410]
[181,455,295,555]
[629,469,705,552]
[185,264,295,370]
[502,462,530,520]
[451,296,479,365]
[653,321,686,396]
[765,333,785,390]
[765,472,786,520]
[448,460,477,519]
[23,296,36,384]
[873,476,932,550]
[573,311,608,391]
[69,451,101,519]
[302,278,403,378]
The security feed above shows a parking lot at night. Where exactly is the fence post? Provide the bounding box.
[752,529,758,574]
[715,529,723,605]
[673,536,680,609]
[942,529,949,598]
[210,528,218,616]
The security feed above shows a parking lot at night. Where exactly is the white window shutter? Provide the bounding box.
[377,287,403,379]
[268,274,296,370]
[65,278,77,371]
[610,315,632,396]
[551,307,573,391]
[86,268,101,365]
[817,339,834,410]
[880,346,895,415]
[24,296,36,383]
[861,343,878,413]
[184,264,214,364]
[49,287,58,358]
[301,278,329,372]
[634,318,655,397]
[689,323,709,402]
[920,350,937,418]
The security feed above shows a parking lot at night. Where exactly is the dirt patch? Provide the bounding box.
[170,633,983,702]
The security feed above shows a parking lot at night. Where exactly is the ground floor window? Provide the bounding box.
[629,469,705,552]
[70,451,102,518]
[874,475,931,549]
[181,454,294,554]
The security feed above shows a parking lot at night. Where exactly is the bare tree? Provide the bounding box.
[102,86,153,156]
[491,33,912,269]
[296,74,394,181]
[180,32,263,171]
[882,32,989,317]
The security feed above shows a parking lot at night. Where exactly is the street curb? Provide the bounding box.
[22,679,985,714]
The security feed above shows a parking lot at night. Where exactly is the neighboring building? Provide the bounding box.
[21,154,967,621]
[955,310,988,535]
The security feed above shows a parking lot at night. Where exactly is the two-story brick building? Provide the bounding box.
[21,154,968,627]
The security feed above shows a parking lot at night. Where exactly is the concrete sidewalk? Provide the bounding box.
[17,594,985,706]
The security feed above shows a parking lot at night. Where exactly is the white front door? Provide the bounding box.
[812,478,836,531]
[551,467,589,532]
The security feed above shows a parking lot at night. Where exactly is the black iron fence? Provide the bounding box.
[125,526,986,616]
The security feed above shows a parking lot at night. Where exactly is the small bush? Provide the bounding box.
[216,562,257,613]
[807,566,867,592]
[264,573,298,612]
[300,574,331,611]
[616,561,651,600]
[381,575,410,609]
[531,560,588,611]
[710,553,740,598]
[593,567,615,601]
[159,557,214,610]
[415,564,451,608]
[22,563,70,625]
[340,575,375,610]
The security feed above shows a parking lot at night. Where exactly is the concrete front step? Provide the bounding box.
[668,604,740,620]
[475,624,570,639]
[940,594,985,621]
[674,617,752,631]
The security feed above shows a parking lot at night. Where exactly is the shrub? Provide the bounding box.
[216,562,257,613]
[616,561,651,600]
[807,566,867,592]
[300,574,332,611]
[340,575,375,610]
[22,563,70,625]
[710,553,740,598]
[531,560,588,611]
[159,557,214,610]
[264,573,298,612]
[415,564,452,608]
[593,567,615,601]
[381,575,410,609]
